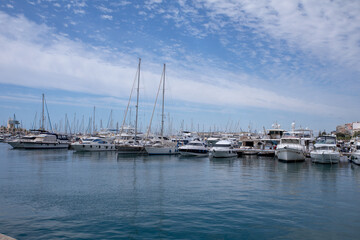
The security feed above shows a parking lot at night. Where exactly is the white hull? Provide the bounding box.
[8,141,68,149]
[351,152,360,165]
[310,151,339,164]
[71,143,116,152]
[211,150,237,158]
[145,146,178,155]
[116,145,146,154]
[276,148,305,162]
[179,150,209,157]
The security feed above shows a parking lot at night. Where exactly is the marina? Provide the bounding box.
[1,1,360,239]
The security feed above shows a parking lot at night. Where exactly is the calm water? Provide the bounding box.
[1,143,360,239]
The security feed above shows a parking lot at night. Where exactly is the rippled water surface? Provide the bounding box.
[1,143,360,239]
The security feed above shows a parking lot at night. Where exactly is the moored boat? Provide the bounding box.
[71,137,116,152]
[179,140,208,157]
[210,140,237,158]
[276,137,305,162]
[310,135,339,164]
[351,141,360,165]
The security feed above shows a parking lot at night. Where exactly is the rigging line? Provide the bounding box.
[44,98,53,132]
[145,64,165,140]
[119,59,140,137]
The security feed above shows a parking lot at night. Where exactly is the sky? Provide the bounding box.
[0,0,359,134]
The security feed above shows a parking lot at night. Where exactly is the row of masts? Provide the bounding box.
[29,59,243,136]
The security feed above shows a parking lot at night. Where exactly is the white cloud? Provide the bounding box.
[0,11,357,119]
[101,14,113,20]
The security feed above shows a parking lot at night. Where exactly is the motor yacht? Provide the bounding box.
[7,133,69,149]
[276,137,305,162]
[178,140,208,157]
[310,135,339,164]
[351,141,360,165]
[71,137,116,152]
[210,140,237,158]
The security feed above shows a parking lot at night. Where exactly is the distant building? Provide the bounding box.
[7,115,20,132]
[336,121,360,135]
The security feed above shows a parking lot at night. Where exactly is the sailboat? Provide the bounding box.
[116,58,146,154]
[145,64,178,155]
[7,94,69,149]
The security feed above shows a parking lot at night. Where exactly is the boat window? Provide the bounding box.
[190,143,203,146]
[216,144,231,147]
[315,146,334,150]
[281,139,299,144]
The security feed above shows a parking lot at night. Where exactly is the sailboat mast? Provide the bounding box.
[134,58,141,141]
[161,64,165,138]
[93,106,96,134]
[41,93,45,130]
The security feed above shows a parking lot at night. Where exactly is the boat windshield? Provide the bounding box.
[315,146,335,151]
[93,139,107,144]
[316,136,336,144]
[215,144,231,147]
[281,139,300,144]
[190,142,203,146]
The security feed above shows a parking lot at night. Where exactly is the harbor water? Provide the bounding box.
[0,143,360,239]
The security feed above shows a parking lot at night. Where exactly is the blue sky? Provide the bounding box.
[0,0,359,133]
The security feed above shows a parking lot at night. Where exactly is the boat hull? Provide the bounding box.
[145,146,178,155]
[8,141,68,149]
[116,145,146,154]
[351,152,360,165]
[179,149,209,157]
[211,150,237,158]
[276,148,305,162]
[71,144,116,152]
[310,151,339,164]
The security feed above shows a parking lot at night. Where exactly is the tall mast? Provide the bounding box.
[41,93,45,130]
[161,64,165,138]
[134,58,141,141]
[93,106,96,134]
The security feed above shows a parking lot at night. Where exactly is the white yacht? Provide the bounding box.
[7,133,69,149]
[71,137,116,152]
[145,139,178,155]
[178,140,208,157]
[210,140,237,158]
[276,137,305,162]
[310,135,340,164]
[351,141,360,165]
